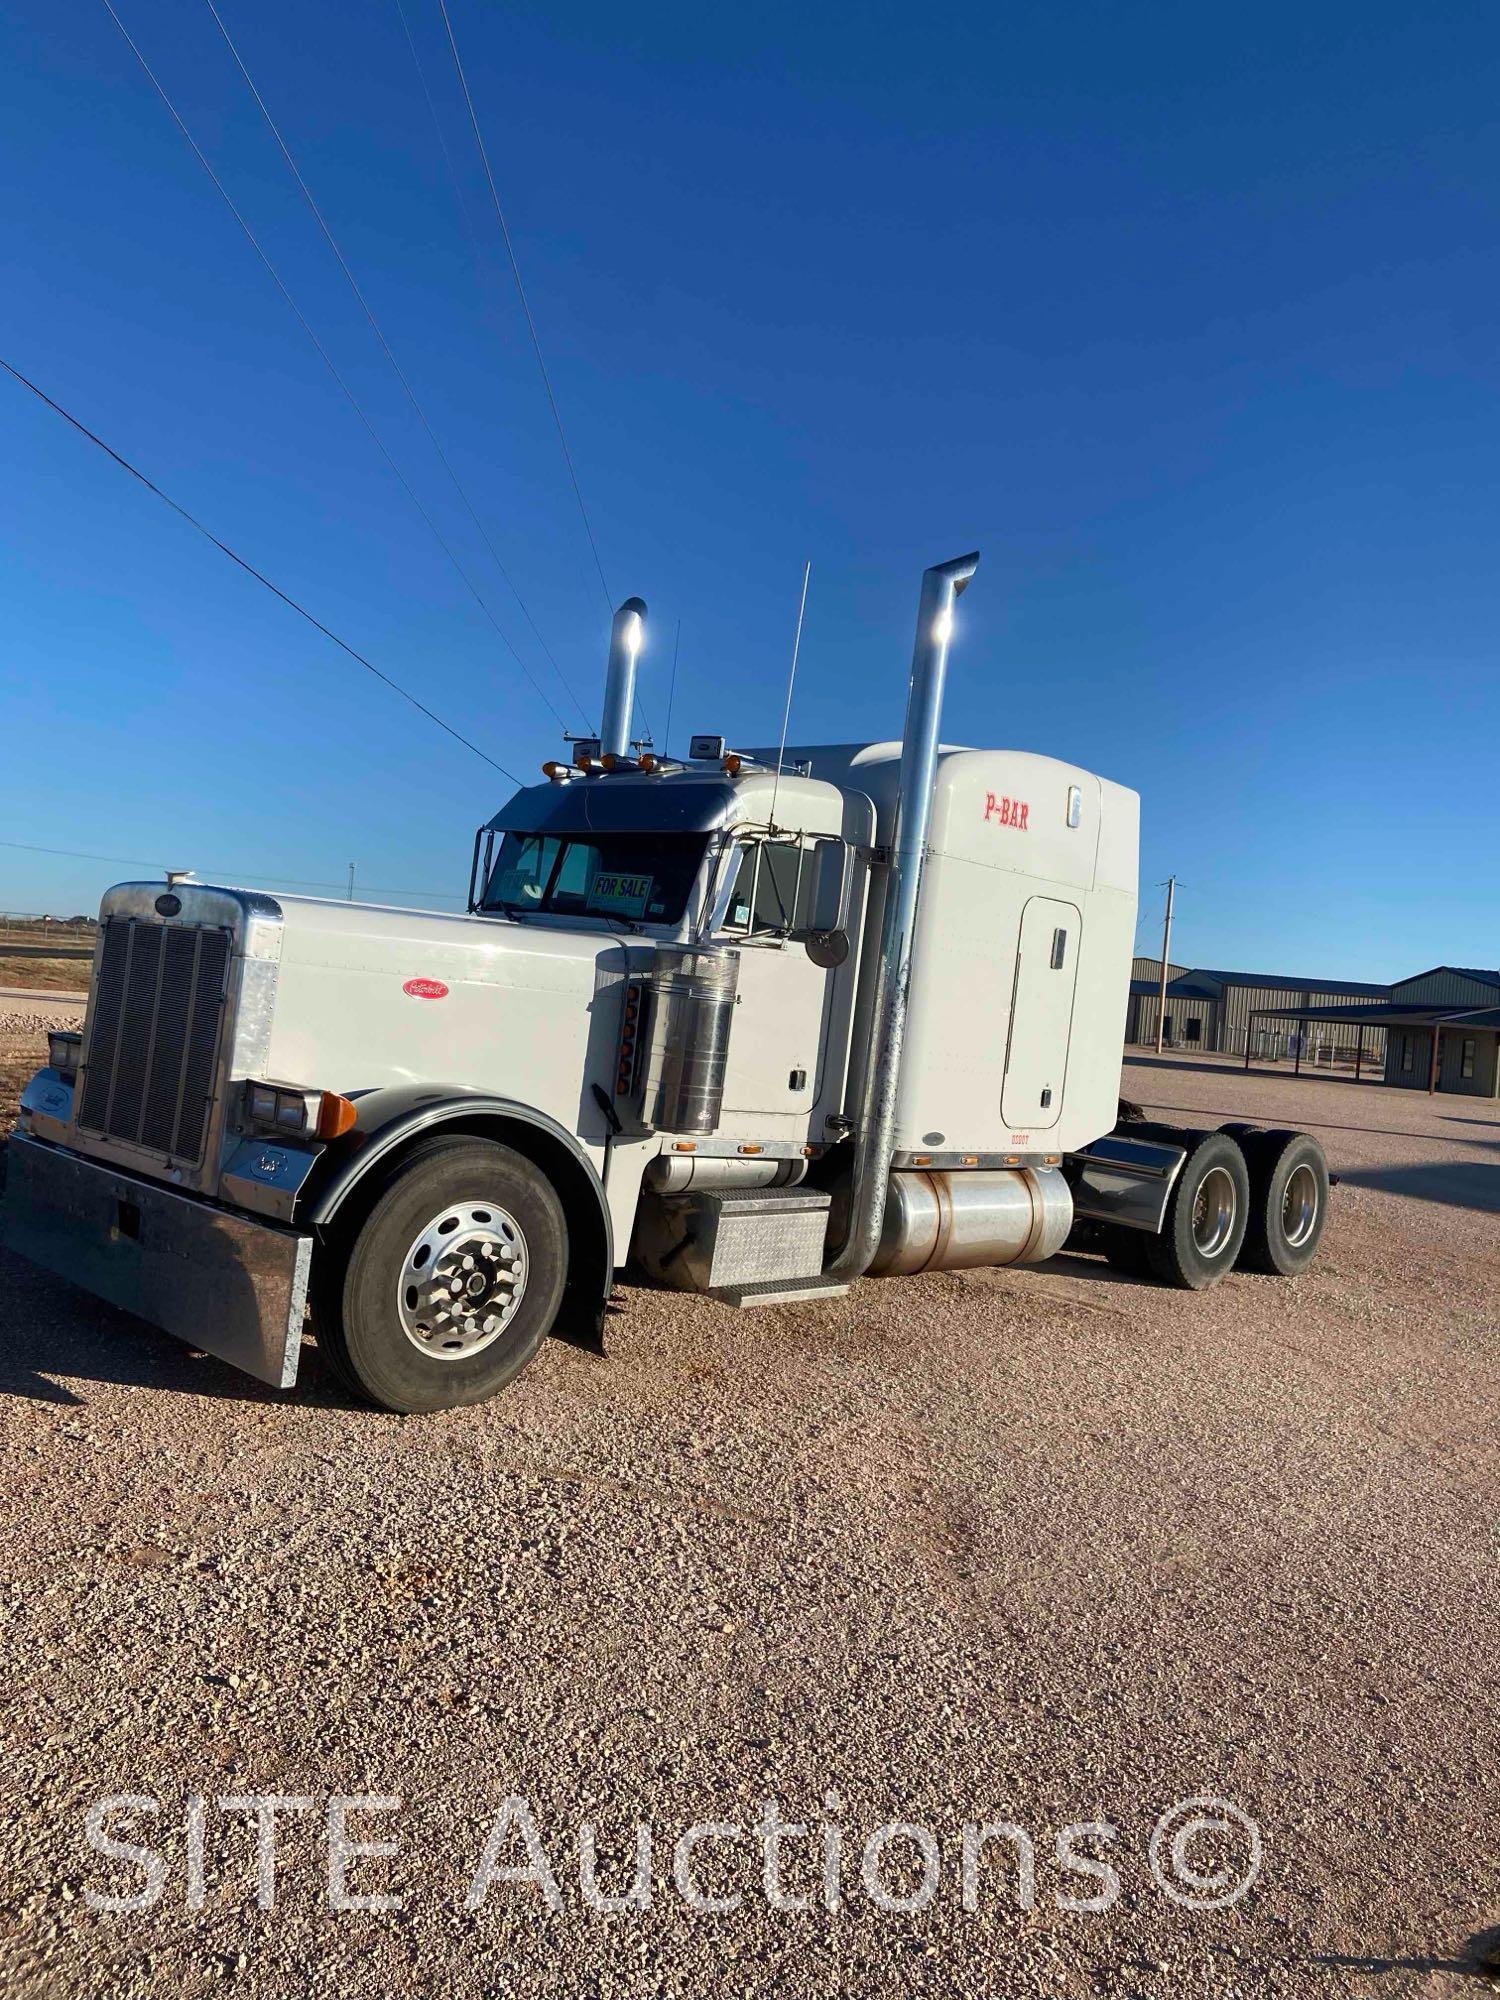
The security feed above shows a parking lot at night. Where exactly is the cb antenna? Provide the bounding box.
[769,558,812,825]
[663,618,681,761]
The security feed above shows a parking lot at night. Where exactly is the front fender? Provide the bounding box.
[301,1086,615,1333]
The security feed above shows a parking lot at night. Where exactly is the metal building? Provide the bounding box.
[1244,966,1500,1097]
[1129,966,1389,1060]
[1124,957,1186,1044]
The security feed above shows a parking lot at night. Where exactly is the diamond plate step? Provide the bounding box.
[713,1277,851,1310]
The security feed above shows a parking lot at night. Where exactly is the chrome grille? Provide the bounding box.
[78,919,232,1163]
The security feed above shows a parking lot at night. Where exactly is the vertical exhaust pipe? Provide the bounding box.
[825,550,979,1281]
[600,597,647,759]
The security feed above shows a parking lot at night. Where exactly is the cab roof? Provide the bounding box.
[487,764,839,837]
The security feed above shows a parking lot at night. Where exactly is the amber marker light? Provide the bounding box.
[316,1092,358,1140]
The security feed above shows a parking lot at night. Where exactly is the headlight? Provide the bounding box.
[243,1080,356,1141]
[47,1031,81,1079]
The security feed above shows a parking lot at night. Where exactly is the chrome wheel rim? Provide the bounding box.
[396,1200,529,1360]
[1282,1163,1319,1248]
[1191,1165,1237,1259]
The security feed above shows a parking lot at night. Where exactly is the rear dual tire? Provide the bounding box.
[1143,1129,1250,1290]
[1226,1126,1329,1277]
[1102,1130,1249,1289]
[1101,1225,1153,1277]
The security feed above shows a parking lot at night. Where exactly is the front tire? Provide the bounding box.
[325,1135,567,1413]
[1144,1130,1249,1291]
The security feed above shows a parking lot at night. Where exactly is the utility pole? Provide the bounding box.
[1155,876,1176,1055]
[347,862,355,902]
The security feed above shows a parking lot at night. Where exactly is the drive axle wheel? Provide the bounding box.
[1101,1224,1153,1276]
[1236,1128,1329,1277]
[324,1135,567,1413]
[1144,1130,1249,1290]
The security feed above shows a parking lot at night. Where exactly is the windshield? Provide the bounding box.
[480,829,708,924]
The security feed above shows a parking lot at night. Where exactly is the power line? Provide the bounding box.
[99,0,572,735]
[394,0,490,289]
[1,354,522,783]
[201,0,590,727]
[436,0,613,615]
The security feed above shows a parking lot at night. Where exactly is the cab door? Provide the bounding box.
[1000,896,1082,1131]
[715,840,834,1133]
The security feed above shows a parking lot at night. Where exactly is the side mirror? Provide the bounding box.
[468,826,496,913]
[792,838,852,961]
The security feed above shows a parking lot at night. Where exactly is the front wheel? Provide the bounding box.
[320,1135,568,1413]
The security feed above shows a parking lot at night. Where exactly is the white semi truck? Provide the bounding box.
[5,553,1329,1411]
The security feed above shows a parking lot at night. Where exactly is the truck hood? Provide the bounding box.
[94,881,644,1113]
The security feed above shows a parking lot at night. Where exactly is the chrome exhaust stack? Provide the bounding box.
[825,550,979,1282]
[600,596,647,759]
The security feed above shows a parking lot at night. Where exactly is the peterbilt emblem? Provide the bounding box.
[403,977,449,1000]
[154,893,182,917]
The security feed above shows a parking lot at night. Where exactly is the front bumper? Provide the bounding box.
[2,1134,312,1389]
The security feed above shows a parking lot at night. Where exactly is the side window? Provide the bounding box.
[721,842,813,937]
[1462,1037,1476,1079]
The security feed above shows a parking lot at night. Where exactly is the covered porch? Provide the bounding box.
[1243,1000,1500,1095]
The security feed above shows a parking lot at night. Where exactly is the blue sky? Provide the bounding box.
[2,0,1496,978]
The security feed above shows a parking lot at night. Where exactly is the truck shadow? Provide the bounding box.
[1334,1162,1500,1214]
[1314,1922,1500,1981]
[0,1252,357,1409]
[1125,1100,1500,1151]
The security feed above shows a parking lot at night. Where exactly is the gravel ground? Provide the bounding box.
[1,1041,1497,1998]
[0,997,84,1034]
